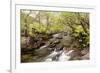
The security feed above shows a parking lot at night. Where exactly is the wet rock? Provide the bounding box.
[34,46,52,57]
[61,35,73,47]
[81,48,89,55]
[81,53,89,60]
[55,43,63,51]
[52,33,62,39]
[68,50,82,57]
[39,45,48,50]
[64,49,82,60]
[53,39,60,44]
[48,38,60,48]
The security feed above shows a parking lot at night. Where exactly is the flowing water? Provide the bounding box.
[42,48,74,62]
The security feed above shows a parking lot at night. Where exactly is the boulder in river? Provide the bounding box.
[34,46,53,57]
[81,53,89,60]
[52,33,62,39]
[81,48,89,55]
[61,48,83,60]
[61,34,73,47]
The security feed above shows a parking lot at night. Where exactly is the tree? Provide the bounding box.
[75,12,89,35]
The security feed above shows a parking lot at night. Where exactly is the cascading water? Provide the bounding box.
[43,49,59,62]
[43,48,74,62]
[58,50,74,61]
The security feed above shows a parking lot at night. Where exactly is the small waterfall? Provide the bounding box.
[43,48,74,62]
[43,49,59,62]
[45,50,57,62]
[59,50,74,61]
